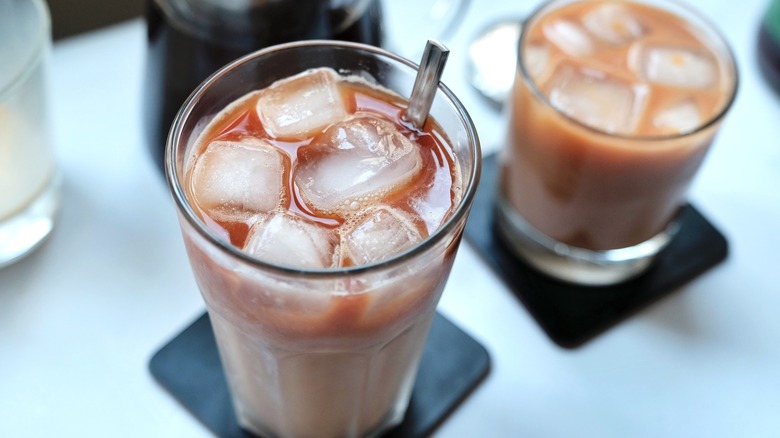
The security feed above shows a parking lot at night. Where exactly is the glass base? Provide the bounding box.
[495,197,679,286]
[0,173,61,268]
[237,405,403,438]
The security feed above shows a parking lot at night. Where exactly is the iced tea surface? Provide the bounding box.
[185,68,461,268]
[524,0,736,136]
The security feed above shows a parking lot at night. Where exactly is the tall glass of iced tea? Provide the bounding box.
[166,41,480,437]
[497,0,737,285]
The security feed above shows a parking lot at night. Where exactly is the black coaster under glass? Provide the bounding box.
[150,311,490,437]
[464,153,728,348]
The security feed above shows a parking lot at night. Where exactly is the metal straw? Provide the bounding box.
[404,40,450,129]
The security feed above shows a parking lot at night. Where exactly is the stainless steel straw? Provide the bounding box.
[404,39,450,129]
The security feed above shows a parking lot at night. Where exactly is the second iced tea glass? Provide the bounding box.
[496,0,738,285]
[166,41,480,437]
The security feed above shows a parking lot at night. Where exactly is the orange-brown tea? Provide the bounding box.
[177,64,470,438]
[187,68,460,265]
[497,0,737,283]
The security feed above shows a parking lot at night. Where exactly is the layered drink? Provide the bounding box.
[497,0,737,284]
[166,42,479,438]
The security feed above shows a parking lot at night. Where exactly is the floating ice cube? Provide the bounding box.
[653,99,702,134]
[636,45,718,89]
[582,3,644,45]
[343,206,423,265]
[256,68,349,139]
[294,115,422,214]
[523,43,552,80]
[548,64,646,134]
[191,138,285,214]
[243,212,339,269]
[543,20,594,57]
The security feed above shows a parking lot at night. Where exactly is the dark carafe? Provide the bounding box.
[143,0,383,174]
[759,0,780,94]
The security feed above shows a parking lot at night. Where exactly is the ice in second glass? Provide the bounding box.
[497,0,738,284]
[166,42,479,437]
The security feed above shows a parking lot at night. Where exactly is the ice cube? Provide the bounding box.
[243,212,339,269]
[653,99,702,134]
[343,206,423,265]
[543,20,594,57]
[636,45,718,89]
[191,138,285,214]
[547,64,647,134]
[523,43,552,80]
[294,115,422,214]
[582,3,644,45]
[256,68,349,139]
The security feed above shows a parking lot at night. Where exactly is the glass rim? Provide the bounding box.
[0,0,51,99]
[166,40,482,279]
[517,0,740,142]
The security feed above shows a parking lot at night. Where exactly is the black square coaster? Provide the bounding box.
[464,153,728,348]
[150,311,490,437]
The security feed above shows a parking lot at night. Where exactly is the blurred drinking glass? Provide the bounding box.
[496,0,738,285]
[0,0,59,268]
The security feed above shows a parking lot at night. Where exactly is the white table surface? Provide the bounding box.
[2,0,779,436]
